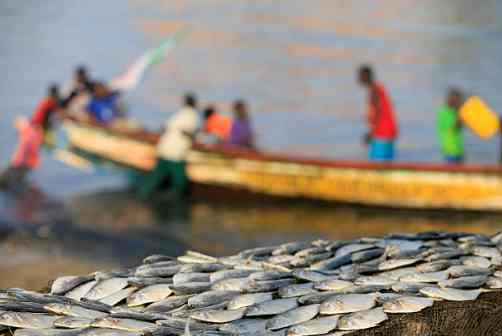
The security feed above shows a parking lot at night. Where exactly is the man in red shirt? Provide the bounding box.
[358,65,398,161]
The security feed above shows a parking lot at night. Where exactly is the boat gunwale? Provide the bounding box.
[63,116,502,175]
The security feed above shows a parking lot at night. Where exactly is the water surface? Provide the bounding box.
[1,0,502,287]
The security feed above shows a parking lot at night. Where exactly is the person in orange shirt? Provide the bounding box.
[0,117,44,189]
[202,106,232,143]
[31,84,61,133]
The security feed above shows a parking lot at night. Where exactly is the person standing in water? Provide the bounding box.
[139,93,200,199]
[437,88,464,164]
[358,65,398,161]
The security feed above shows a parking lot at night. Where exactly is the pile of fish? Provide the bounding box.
[2,231,502,336]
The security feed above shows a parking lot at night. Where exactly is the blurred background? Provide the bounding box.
[1,0,502,290]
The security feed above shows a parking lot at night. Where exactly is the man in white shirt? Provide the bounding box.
[139,94,199,199]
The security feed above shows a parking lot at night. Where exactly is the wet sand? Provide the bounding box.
[0,234,115,290]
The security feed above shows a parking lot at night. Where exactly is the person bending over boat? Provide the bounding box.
[226,100,255,149]
[31,84,61,132]
[139,93,200,199]
[0,117,44,189]
[202,105,232,143]
[62,65,94,114]
[437,88,465,164]
[86,82,123,125]
[358,65,398,161]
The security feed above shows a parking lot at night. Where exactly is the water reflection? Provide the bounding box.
[67,188,502,256]
[2,0,502,288]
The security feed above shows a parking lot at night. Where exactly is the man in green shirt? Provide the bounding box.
[437,89,464,164]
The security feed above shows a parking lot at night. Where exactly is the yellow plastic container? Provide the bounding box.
[460,96,500,139]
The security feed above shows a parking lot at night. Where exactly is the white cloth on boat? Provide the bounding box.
[157,106,199,161]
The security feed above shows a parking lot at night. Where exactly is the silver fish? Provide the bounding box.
[219,318,267,334]
[171,282,212,295]
[65,280,98,301]
[354,275,395,287]
[227,292,273,310]
[292,270,330,282]
[146,296,191,313]
[185,250,219,263]
[320,294,377,315]
[296,252,334,267]
[383,296,434,313]
[267,255,299,265]
[14,329,83,336]
[375,293,402,304]
[378,259,420,271]
[314,279,353,292]
[379,267,418,281]
[399,271,448,283]
[239,246,277,259]
[447,266,491,278]
[486,276,502,289]
[287,315,340,336]
[351,248,384,263]
[278,283,317,298]
[244,279,295,293]
[188,290,238,309]
[491,231,502,244]
[100,287,137,307]
[425,250,467,262]
[178,256,215,265]
[127,278,172,287]
[79,328,139,336]
[173,273,211,285]
[211,278,250,292]
[0,302,46,313]
[53,316,93,329]
[250,271,291,281]
[127,284,172,307]
[85,278,128,301]
[109,309,167,322]
[143,255,175,264]
[309,255,352,271]
[267,304,320,330]
[298,292,339,305]
[246,298,298,316]
[338,308,388,331]
[419,287,483,301]
[134,265,181,278]
[180,264,227,274]
[439,275,488,289]
[170,302,229,319]
[209,270,254,283]
[472,246,501,259]
[273,242,311,256]
[335,244,375,258]
[44,303,108,319]
[136,261,178,271]
[416,260,454,273]
[391,282,431,294]
[190,308,246,323]
[51,276,94,295]
[462,256,492,269]
[92,317,157,332]
[295,247,327,258]
[156,317,219,331]
[0,312,59,329]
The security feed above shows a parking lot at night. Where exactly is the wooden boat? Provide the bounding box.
[58,117,502,211]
